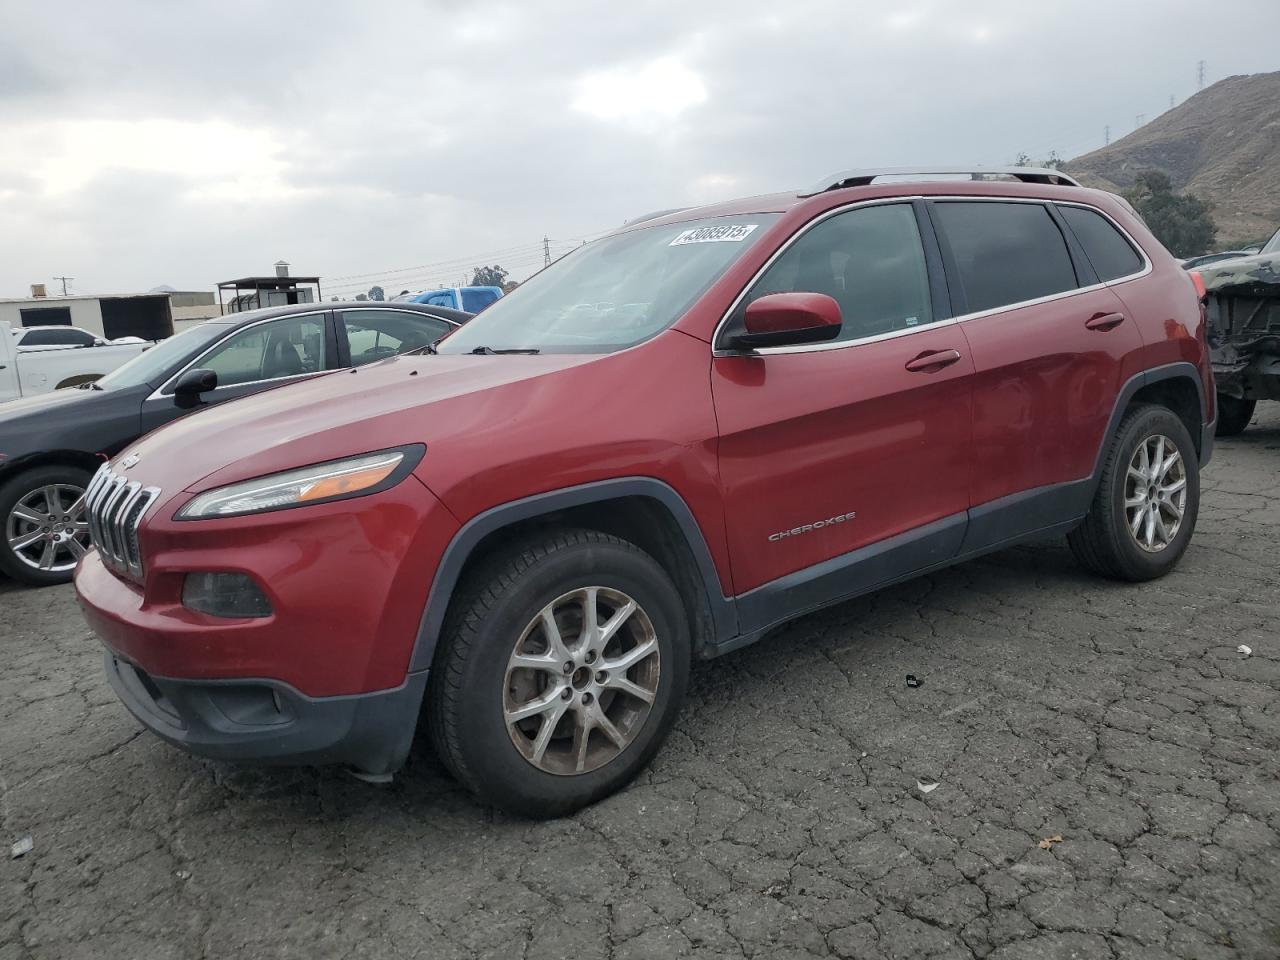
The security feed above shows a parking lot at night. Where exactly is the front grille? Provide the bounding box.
[84,464,161,578]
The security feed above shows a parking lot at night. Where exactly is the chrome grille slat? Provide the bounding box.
[84,465,161,578]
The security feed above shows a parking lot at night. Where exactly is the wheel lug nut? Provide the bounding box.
[561,688,572,700]
[596,671,607,683]
[563,662,574,674]
[582,692,593,705]
[585,650,597,664]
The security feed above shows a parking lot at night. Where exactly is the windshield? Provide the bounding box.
[438,215,779,354]
[95,322,231,389]
[1262,227,1280,255]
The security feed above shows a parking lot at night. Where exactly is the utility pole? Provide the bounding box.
[543,235,551,267]
[1134,113,1145,129]
[1104,125,1110,146]
[1197,60,1206,90]
[52,276,73,295]
[1169,94,1175,110]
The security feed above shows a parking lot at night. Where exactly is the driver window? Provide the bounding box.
[195,314,328,388]
[726,203,933,344]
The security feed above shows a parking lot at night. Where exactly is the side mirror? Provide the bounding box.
[91,338,106,347]
[173,368,218,408]
[726,292,842,351]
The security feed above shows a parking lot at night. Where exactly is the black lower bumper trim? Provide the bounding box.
[104,653,426,776]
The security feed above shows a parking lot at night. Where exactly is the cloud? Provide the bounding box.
[0,0,1278,296]
[572,57,708,124]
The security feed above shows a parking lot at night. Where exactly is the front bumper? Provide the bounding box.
[103,650,427,776]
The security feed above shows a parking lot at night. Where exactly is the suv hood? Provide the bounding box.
[122,352,600,494]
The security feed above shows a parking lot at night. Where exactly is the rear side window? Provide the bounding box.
[1058,205,1145,281]
[460,288,500,312]
[20,328,92,346]
[932,202,1078,314]
[728,203,933,344]
[341,309,453,367]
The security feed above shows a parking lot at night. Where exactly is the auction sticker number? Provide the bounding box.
[669,224,759,245]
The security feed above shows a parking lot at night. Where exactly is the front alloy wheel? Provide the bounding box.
[504,586,661,776]
[428,529,690,817]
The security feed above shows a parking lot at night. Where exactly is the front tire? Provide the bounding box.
[427,529,690,817]
[1068,404,1200,581]
[1214,394,1255,437]
[0,465,93,586]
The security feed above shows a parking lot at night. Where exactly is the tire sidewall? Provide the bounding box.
[1104,408,1200,578]
[0,465,92,586]
[450,541,689,815]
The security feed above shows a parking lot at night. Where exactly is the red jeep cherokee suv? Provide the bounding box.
[75,168,1215,816]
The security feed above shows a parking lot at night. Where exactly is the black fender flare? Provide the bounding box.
[1091,362,1211,480]
[408,477,737,673]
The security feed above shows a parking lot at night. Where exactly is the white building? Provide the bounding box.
[0,288,219,340]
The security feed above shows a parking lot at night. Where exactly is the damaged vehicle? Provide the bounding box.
[1201,226,1280,435]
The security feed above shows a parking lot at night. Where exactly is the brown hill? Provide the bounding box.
[1068,71,1280,246]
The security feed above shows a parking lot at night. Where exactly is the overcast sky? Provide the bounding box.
[1,0,1277,299]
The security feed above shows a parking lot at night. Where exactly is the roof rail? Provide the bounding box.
[624,206,689,226]
[800,166,1081,196]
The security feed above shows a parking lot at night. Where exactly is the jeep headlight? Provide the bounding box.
[177,446,422,519]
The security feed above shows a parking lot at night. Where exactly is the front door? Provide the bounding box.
[712,201,974,628]
[139,310,335,436]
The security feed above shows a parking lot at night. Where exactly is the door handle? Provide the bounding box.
[1085,312,1126,331]
[905,349,962,372]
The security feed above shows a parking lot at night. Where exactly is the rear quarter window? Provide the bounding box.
[1058,205,1145,281]
[932,201,1078,314]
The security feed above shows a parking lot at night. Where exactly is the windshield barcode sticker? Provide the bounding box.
[669,224,759,245]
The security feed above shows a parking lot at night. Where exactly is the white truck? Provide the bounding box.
[0,321,150,403]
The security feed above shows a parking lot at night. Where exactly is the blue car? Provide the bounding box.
[396,286,503,312]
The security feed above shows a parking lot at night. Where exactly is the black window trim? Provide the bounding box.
[712,195,1152,357]
[334,306,462,368]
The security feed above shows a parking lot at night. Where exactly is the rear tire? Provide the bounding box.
[1068,404,1199,582]
[0,465,93,586]
[427,528,690,817]
[1214,394,1255,437]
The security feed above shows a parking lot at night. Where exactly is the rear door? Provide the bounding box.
[712,200,974,619]
[138,310,337,434]
[928,198,1146,549]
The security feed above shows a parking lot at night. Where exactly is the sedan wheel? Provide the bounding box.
[0,466,93,586]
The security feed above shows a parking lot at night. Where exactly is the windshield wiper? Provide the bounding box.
[469,346,541,355]
[405,339,440,356]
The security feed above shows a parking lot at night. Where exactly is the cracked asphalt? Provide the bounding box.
[3,407,1279,960]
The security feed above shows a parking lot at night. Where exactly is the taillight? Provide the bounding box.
[1189,270,1207,301]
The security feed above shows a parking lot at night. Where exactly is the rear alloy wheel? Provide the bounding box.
[1123,434,1188,553]
[0,466,93,586]
[429,529,689,817]
[1214,394,1255,437]
[1068,404,1199,581]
